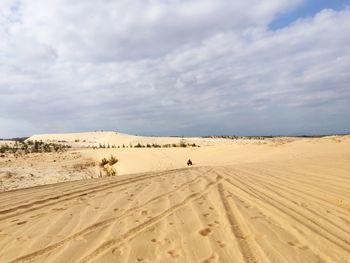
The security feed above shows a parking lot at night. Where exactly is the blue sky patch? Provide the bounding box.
[269,0,350,30]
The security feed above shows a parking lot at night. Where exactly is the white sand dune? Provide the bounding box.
[0,133,349,262]
[27,131,232,147]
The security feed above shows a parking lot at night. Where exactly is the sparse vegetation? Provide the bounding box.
[73,161,96,171]
[113,141,199,149]
[99,155,118,177]
[134,142,144,148]
[0,140,71,155]
[103,166,117,176]
[203,135,266,140]
[108,155,118,165]
[99,158,109,167]
[179,139,187,147]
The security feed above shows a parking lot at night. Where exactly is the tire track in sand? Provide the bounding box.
[217,182,269,263]
[78,173,222,263]
[226,171,350,250]
[10,169,213,263]
[0,168,196,222]
[221,172,349,263]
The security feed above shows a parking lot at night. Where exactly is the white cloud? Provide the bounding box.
[0,1,349,137]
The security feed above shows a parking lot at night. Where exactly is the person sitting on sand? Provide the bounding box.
[187,159,193,166]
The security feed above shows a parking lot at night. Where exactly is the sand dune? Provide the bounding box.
[0,134,349,262]
[27,131,233,147]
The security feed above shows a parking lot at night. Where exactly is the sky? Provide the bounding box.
[0,0,350,137]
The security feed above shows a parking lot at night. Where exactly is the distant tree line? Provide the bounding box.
[203,136,266,140]
[94,140,199,149]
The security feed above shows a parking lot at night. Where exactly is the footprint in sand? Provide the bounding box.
[207,221,220,227]
[16,235,30,242]
[202,213,210,217]
[216,240,226,248]
[112,247,124,257]
[141,210,149,215]
[288,241,309,250]
[17,221,27,225]
[199,228,212,236]
[168,249,181,258]
[202,253,218,263]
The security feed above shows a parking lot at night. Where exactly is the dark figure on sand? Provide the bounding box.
[187,159,193,166]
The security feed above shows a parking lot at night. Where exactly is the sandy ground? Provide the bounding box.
[0,133,349,262]
[0,151,98,192]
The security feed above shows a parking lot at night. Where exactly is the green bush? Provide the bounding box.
[134,143,142,148]
[108,155,118,165]
[100,158,109,167]
[104,166,117,176]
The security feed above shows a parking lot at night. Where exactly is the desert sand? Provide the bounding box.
[0,132,349,262]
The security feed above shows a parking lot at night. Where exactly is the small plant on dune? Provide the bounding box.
[108,155,118,165]
[99,156,119,177]
[179,139,187,147]
[100,158,108,167]
[104,166,117,176]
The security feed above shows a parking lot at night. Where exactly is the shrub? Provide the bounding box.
[108,155,118,165]
[179,139,187,147]
[0,140,70,154]
[100,158,108,167]
[104,166,117,176]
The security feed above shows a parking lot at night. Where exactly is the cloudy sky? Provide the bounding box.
[1,0,350,137]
